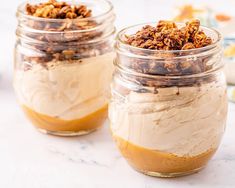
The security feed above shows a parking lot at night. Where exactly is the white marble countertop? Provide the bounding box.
[0,90,235,188]
[1,0,235,187]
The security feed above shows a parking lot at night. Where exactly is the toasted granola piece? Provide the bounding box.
[182,42,195,50]
[156,20,177,32]
[193,31,212,48]
[185,19,200,36]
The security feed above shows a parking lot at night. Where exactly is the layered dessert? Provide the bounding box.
[14,53,113,134]
[14,0,115,135]
[110,20,228,176]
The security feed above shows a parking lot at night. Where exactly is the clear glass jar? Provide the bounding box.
[109,23,228,177]
[14,0,115,136]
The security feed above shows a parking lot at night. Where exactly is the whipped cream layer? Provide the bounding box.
[109,81,227,157]
[14,52,114,120]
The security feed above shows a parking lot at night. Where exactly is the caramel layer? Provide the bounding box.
[113,135,216,174]
[22,105,108,132]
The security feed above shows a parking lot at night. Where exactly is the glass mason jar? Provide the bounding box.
[14,0,115,136]
[109,23,228,177]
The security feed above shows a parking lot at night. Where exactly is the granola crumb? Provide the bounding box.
[182,42,195,50]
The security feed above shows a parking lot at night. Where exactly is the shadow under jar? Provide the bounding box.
[14,0,115,136]
[109,23,228,177]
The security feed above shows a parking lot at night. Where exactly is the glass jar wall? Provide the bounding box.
[109,23,228,177]
[14,0,115,136]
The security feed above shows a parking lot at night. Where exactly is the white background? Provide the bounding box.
[0,0,235,188]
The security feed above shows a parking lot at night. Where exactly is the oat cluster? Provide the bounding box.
[26,0,91,19]
[125,19,212,50]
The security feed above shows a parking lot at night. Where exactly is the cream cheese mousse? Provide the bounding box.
[14,0,115,136]
[109,20,228,177]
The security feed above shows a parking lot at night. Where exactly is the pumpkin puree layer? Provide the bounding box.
[22,105,108,132]
[113,135,216,174]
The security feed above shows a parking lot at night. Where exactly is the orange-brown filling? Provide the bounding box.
[113,135,216,174]
[22,105,108,132]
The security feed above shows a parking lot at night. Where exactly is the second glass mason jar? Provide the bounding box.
[14,0,115,136]
[109,23,228,177]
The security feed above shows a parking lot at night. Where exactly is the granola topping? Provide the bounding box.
[125,19,212,50]
[26,0,91,19]
[25,0,96,31]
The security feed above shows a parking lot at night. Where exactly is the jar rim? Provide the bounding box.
[116,22,222,54]
[16,0,114,23]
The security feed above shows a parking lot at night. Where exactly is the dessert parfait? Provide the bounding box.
[109,20,228,177]
[14,0,115,136]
